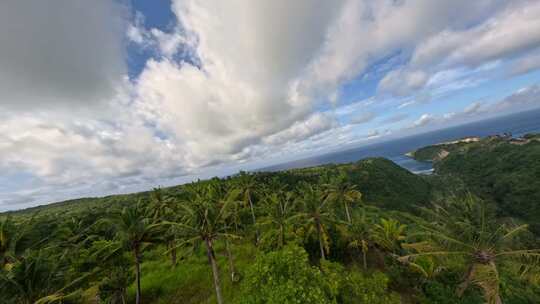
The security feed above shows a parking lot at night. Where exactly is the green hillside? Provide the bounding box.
[6,158,430,218]
[431,134,540,233]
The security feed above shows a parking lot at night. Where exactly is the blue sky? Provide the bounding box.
[1,0,540,210]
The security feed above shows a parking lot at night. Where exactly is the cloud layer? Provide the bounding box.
[2,0,540,210]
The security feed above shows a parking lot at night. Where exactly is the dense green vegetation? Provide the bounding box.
[412,133,540,234]
[1,153,540,303]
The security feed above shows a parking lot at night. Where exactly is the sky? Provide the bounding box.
[1,0,540,211]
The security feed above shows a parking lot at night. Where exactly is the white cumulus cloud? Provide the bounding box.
[2,0,540,211]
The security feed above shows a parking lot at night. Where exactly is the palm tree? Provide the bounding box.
[172,183,237,304]
[147,187,179,266]
[86,238,135,304]
[0,250,89,304]
[0,216,16,268]
[297,183,335,260]
[0,216,39,269]
[372,218,407,254]
[344,209,375,269]
[399,195,540,304]
[50,216,97,254]
[236,171,260,243]
[324,173,362,223]
[98,266,132,304]
[110,203,161,304]
[258,191,301,249]
[147,187,175,219]
[210,182,243,282]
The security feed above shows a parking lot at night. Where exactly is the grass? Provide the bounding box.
[126,242,258,304]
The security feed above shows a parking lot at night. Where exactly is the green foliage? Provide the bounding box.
[296,183,335,260]
[239,245,336,304]
[500,271,540,304]
[420,280,483,304]
[340,270,400,304]
[98,266,132,304]
[239,245,399,304]
[372,218,407,253]
[323,172,362,223]
[431,136,540,233]
[401,195,540,304]
[0,250,86,304]
[126,258,212,303]
[258,191,300,250]
[346,158,432,210]
[342,208,376,269]
[321,260,400,304]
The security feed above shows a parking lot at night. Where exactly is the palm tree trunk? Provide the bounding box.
[248,195,260,244]
[171,247,177,267]
[134,247,142,304]
[485,261,502,304]
[205,238,224,304]
[225,238,236,282]
[362,249,367,270]
[360,240,369,270]
[168,240,177,267]
[279,224,285,249]
[344,201,351,223]
[316,218,326,260]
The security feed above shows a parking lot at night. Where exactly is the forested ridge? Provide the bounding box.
[411,133,540,233]
[1,151,540,303]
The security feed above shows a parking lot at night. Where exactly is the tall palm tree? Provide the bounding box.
[399,195,540,304]
[172,183,237,304]
[147,187,179,266]
[258,191,301,249]
[297,183,335,260]
[236,171,260,243]
[210,181,243,282]
[324,173,362,223]
[87,239,131,304]
[344,209,375,269]
[110,203,161,304]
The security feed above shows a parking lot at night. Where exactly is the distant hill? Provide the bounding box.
[407,136,481,162]
[276,157,432,210]
[346,158,431,210]
[3,157,432,216]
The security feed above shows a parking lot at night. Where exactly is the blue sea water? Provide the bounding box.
[264,109,540,174]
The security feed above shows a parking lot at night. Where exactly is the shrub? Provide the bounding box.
[239,245,400,304]
[238,245,336,304]
[500,272,540,304]
[321,261,400,304]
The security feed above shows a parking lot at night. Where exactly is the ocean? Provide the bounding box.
[264,108,540,174]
